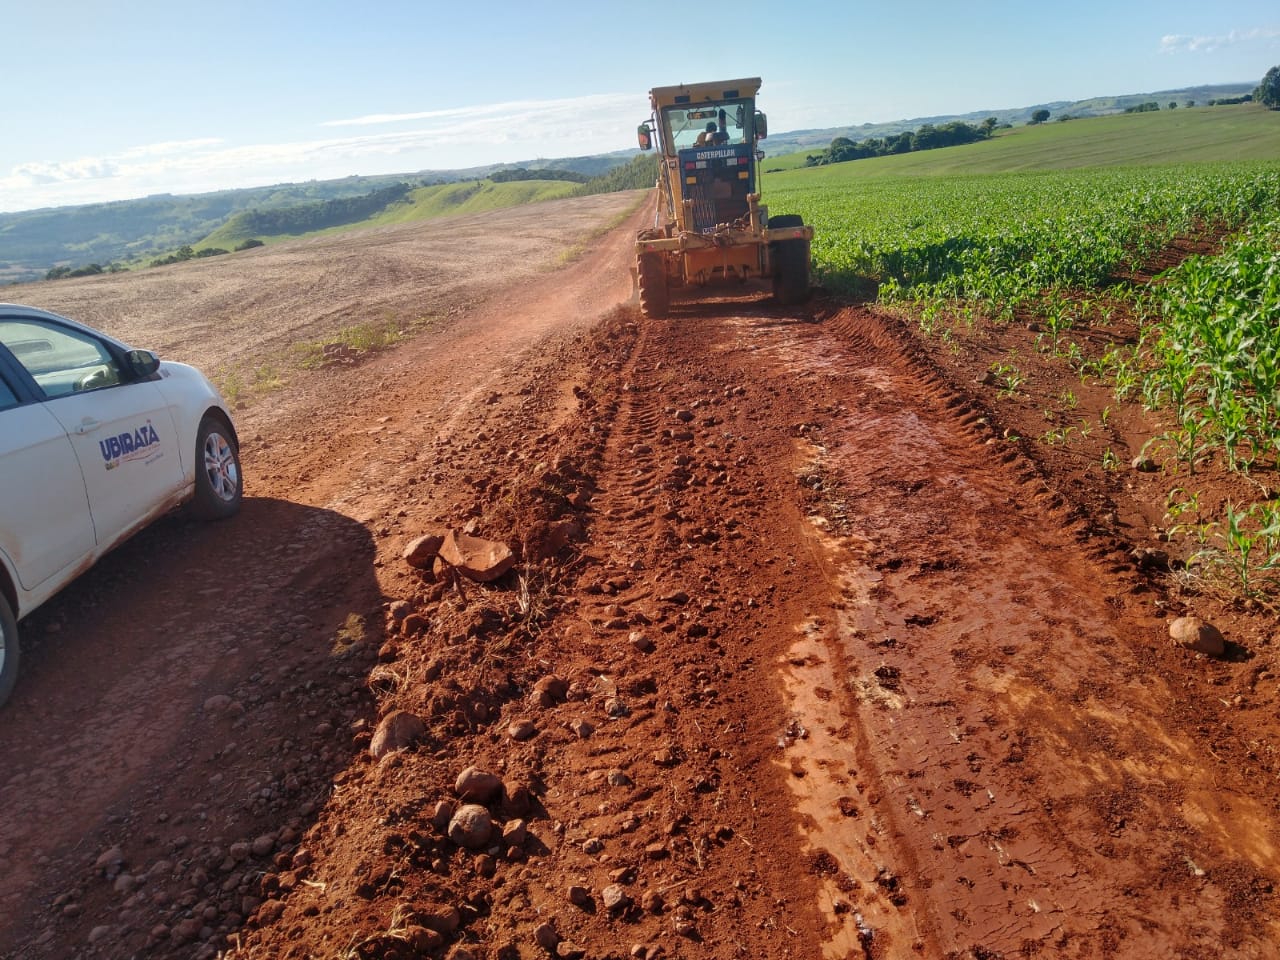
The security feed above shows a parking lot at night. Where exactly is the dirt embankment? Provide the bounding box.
[2,193,1277,960]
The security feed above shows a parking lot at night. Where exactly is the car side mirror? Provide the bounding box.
[637,123,653,151]
[126,349,160,378]
[755,111,768,140]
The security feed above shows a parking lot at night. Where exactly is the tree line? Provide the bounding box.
[576,154,660,195]
[229,183,414,237]
[1256,65,1280,109]
[490,167,589,184]
[805,118,999,166]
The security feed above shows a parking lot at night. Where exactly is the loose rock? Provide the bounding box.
[501,781,533,817]
[1170,616,1226,657]
[403,533,446,569]
[404,925,444,952]
[447,805,494,850]
[534,921,560,951]
[369,710,427,759]
[1132,454,1157,473]
[602,884,631,912]
[431,800,457,832]
[95,846,125,878]
[532,675,569,707]
[502,819,528,846]
[508,719,537,741]
[439,530,515,582]
[202,694,232,714]
[417,904,461,934]
[455,766,504,804]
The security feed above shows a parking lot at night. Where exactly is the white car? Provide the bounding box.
[0,303,242,707]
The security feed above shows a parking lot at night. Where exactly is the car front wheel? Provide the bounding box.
[192,416,243,520]
[0,593,19,709]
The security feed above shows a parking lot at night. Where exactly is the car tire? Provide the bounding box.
[191,415,243,520]
[0,593,19,709]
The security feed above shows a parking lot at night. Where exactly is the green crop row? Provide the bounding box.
[769,162,1280,315]
[1140,217,1280,597]
[1141,215,1280,471]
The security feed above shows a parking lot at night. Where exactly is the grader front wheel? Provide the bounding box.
[637,253,669,319]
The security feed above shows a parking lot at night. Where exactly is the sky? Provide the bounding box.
[2,0,1277,214]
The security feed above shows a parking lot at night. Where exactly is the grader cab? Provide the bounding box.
[634,77,813,318]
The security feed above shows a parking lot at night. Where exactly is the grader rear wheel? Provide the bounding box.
[771,238,811,306]
[637,253,669,319]
[769,214,811,306]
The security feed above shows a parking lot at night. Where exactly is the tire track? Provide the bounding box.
[558,298,1279,956]
[760,307,1280,957]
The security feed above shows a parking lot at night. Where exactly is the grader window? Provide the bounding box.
[663,100,753,152]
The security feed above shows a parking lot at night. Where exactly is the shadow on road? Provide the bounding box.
[0,496,384,958]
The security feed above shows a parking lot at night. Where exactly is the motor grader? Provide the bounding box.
[634,77,813,318]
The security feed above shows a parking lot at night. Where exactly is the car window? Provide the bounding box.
[0,319,123,398]
[0,372,18,411]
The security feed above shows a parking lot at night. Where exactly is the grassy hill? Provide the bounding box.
[0,174,425,283]
[764,102,1280,175]
[760,82,1256,157]
[199,179,581,250]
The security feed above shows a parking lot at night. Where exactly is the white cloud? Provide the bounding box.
[118,138,225,159]
[1160,26,1280,54]
[322,93,636,128]
[7,157,118,186]
[0,93,646,212]
[1,139,226,193]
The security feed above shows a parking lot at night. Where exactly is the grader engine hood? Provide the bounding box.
[677,143,755,232]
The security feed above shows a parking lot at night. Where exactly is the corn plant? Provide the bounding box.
[1195,501,1280,598]
[990,360,1025,398]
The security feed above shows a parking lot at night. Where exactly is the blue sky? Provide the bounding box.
[1,0,1277,213]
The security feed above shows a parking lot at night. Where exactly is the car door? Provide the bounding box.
[0,316,185,554]
[0,357,96,597]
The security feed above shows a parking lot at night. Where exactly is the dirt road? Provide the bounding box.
[2,193,1276,960]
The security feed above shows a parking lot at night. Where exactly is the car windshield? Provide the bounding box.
[663,100,752,151]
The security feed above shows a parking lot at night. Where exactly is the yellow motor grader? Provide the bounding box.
[634,77,813,318]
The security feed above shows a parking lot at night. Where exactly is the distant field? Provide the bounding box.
[757,103,1280,298]
[199,180,579,250]
[763,103,1280,174]
[364,180,581,225]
